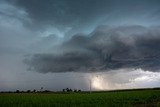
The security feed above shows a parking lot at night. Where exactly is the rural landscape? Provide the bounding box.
[1,0,160,106]
[0,88,160,107]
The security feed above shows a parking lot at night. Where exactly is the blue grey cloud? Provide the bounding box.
[10,0,160,32]
[24,25,160,73]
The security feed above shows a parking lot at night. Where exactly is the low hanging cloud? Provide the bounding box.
[24,25,160,73]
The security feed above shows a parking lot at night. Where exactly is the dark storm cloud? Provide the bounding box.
[11,0,111,29]
[3,0,160,72]
[24,25,160,73]
[10,0,160,30]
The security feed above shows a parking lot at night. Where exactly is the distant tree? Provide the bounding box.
[74,89,77,92]
[27,90,31,93]
[66,88,69,92]
[43,90,50,93]
[69,89,72,92]
[62,89,66,92]
[15,90,20,93]
[78,89,81,92]
[65,88,74,92]
[33,89,36,93]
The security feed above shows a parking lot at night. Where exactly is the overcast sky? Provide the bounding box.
[0,0,160,91]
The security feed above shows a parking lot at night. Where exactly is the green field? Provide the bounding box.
[0,89,160,107]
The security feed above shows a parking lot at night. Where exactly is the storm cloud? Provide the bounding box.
[1,0,160,91]
[24,25,160,73]
[9,0,160,34]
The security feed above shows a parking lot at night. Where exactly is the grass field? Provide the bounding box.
[0,89,160,107]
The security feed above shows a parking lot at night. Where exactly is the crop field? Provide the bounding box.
[0,89,160,107]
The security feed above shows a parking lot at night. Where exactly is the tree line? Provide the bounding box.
[0,88,82,93]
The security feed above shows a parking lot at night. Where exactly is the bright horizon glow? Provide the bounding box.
[90,69,160,91]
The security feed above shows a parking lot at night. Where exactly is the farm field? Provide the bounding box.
[0,89,160,107]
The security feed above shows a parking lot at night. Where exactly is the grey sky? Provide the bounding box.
[0,0,160,91]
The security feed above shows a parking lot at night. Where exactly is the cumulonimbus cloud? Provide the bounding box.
[24,25,160,73]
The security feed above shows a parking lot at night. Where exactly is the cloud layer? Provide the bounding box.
[24,25,160,73]
[1,0,160,91]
